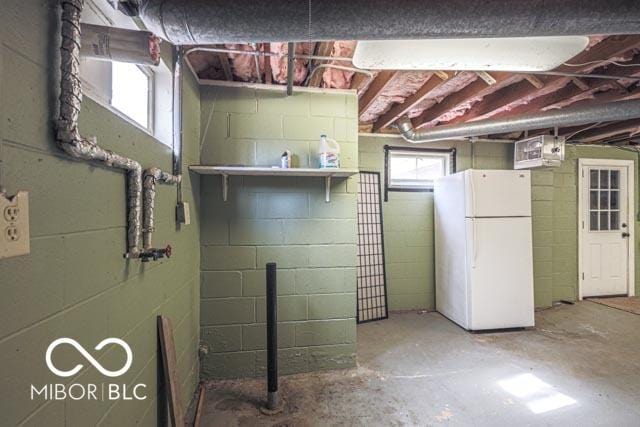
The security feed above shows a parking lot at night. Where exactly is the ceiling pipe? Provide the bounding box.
[138,0,640,44]
[395,99,640,143]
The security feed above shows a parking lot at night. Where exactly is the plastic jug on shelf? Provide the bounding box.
[318,135,340,168]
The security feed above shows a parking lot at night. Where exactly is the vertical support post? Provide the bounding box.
[266,262,278,410]
[286,42,294,96]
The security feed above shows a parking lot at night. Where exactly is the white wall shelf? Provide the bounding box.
[189,166,359,202]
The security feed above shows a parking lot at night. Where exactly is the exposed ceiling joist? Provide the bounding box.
[350,72,370,92]
[456,35,640,123]
[373,71,449,131]
[570,119,640,143]
[358,71,397,117]
[264,43,272,84]
[307,42,335,87]
[412,72,517,129]
[217,51,233,81]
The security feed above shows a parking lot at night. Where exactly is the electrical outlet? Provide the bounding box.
[0,191,30,259]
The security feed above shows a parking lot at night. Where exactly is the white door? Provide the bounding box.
[464,170,532,217]
[580,164,631,297]
[465,217,535,330]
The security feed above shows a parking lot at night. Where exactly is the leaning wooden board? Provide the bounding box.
[158,315,185,426]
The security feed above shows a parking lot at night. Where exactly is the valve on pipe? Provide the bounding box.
[138,244,172,263]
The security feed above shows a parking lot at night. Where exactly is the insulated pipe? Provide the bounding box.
[58,0,143,257]
[80,23,162,66]
[142,168,181,251]
[396,99,640,143]
[139,0,640,44]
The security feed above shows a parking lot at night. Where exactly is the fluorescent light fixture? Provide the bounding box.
[352,37,589,72]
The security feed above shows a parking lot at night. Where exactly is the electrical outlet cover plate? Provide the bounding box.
[1,191,30,259]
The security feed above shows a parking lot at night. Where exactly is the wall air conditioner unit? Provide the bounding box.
[514,135,565,169]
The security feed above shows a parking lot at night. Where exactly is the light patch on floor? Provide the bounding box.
[194,301,640,426]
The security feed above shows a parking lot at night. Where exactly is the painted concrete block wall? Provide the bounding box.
[199,86,359,378]
[358,135,512,311]
[0,2,201,425]
[360,136,639,310]
[531,145,640,306]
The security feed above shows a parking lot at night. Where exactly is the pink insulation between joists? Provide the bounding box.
[359,71,432,123]
[321,41,357,89]
[269,42,312,84]
[224,43,311,83]
[406,72,479,119]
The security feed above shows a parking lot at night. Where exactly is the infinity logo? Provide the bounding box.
[45,338,133,378]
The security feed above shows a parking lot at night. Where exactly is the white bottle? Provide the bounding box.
[318,135,340,168]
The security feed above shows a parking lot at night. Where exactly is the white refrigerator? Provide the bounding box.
[434,169,534,331]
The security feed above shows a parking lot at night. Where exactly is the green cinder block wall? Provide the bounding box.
[359,135,640,311]
[0,1,201,425]
[358,135,513,310]
[198,86,359,379]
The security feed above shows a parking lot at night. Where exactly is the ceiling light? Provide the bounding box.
[352,37,589,72]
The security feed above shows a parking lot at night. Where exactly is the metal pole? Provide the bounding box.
[286,42,294,96]
[266,262,279,410]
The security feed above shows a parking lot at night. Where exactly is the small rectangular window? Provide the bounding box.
[384,146,455,200]
[111,62,153,130]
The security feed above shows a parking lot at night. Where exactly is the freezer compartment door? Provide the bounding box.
[464,170,531,217]
[465,217,534,330]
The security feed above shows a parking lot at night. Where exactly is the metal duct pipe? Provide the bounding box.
[138,0,640,44]
[142,167,181,253]
[58,0,143,257]
[80,23,162,65]
[396,99,640,143]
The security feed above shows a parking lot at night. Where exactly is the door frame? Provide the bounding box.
[578,158,635,300]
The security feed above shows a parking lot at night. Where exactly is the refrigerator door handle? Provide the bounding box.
[472,218,478,268]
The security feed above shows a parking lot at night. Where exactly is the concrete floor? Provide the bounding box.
[197,302,640,426]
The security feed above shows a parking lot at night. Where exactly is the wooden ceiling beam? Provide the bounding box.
[349,72,371,93]
[217,52,233,81]
[307,42,335,87]
[412,72,518,129]
[263,43,272,84]
[358,71,398,117]
[570,119,640,143]
[372,71,450,132]
[452,35,640,123]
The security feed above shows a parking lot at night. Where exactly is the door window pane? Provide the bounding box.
[610,191,619,209]
[590,191,598,209]
[599,170,609,189]
[599,191,609,210]
[610,170,619,189]
[599,212,609,230]
[610,211,619,230]
[590,211,598,231]
[590,170,598,189]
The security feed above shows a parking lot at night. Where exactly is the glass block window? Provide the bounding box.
[589,169,620,231]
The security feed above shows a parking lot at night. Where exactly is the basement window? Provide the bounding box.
[384,146,456,199]
[79,0,173,146]
[111,62,153,130]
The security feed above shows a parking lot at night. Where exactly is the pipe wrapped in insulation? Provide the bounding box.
[58,0,143,257]
[80,23,162,66]
[142,168,181,250]
[396,99,640,143]
[139,0,640,44]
